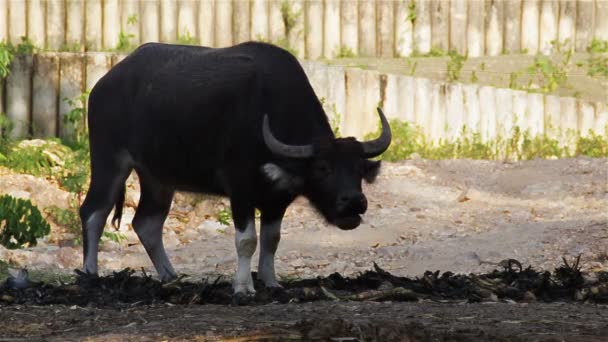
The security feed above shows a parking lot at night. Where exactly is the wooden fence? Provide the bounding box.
[1,0,607,58]
[0,52,606,146]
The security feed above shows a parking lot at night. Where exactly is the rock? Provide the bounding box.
[523,291,536,302]
[6,190,31,199]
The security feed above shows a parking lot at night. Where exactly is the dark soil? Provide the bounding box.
[1,260,608,341]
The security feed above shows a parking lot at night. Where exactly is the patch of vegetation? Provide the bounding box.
[587,38,608,53]
[406,1,417,24]
[509,53,572,93]
[177,30,198,45]
[0,37,38,79]
[115,14,138,52]
[447,51,467,82]
[281,0,300,36]
[217,208,232,226]
[336,45,356,59]
[0,195,51,249]
[62,91,90,150]
[586,56,608,78]
[365,119,607,161]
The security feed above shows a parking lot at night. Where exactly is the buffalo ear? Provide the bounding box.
[261,163,303,191]
[362,160,381,183]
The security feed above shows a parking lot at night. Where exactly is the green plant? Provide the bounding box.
[470,70,478,82]
[62,90,90,150]
[336,45,356,58]
[45,204,81,244]
[0,195,51,249]
[447,51,467,82]
[177,30,198,45]
[115,15,138,52]
[524,55,569,93]
[576,131,608,157]
[281,0,300,36]
[587,56,608,78]
[407,1,417,23]
[217,208,232,226]
[13,36,36,55]
[0,40,14,78]
[587,38,608,53]
[2,144,54,176]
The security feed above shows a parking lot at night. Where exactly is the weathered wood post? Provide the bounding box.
[575,0,595,52]
[479,86,497,142]
[463,84,481,135]
[344,68,365,138]
[198,0,215,46]
[324,0,341,58]
[431,0,449,53]
[251,0,269,41]
[141,0,160,44]
[429,82,446,142]
[544,95,561,141]
[233,0,250,44]
[521,0,539,54]
[32,53,59,138]
[559,97,577,153]
[160,0,178,43]
[446,83,465,141]
[215,0,232,47]
[6,55,33,139]
[467,0,484,57]
[539,0,558,54]
[103,0,120,49]
[578,100,595,137]
[504,0,522,54]
[86,0,103,50]
[0,0,7,43]
[414,0,431,54]
[485,0,503,56]
[66,0,85,50]
[28,0,46,48]
[178,0,197,41]
[527,92,544,138]
[414,78,432,136]
[327,65,346,132]
[269,0,285,44]
[558,0,576,51]
[340,0,359,56]
[596,0,608,42]
[358,0,376,57]
[287,0,305,58]
[306,0,323,59]
[8,0,26,44]
[59,53,84,139]
[396,0,414,57]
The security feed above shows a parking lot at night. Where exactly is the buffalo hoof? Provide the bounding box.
[231,291,256,306]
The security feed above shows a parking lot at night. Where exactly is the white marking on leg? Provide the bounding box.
[134,214,177,282]
[83,211,106,275]
[234,220,257,294]
[258,220,282,288]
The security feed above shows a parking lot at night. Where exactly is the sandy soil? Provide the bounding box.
[1,157,607,341]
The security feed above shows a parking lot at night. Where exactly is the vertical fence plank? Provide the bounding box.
[233,0,250,44]
[383,74,400,120]
[198,0,215,46]
[269,0,285,43]
[485,0,504,56]
[527,92,544,137]
[578,100,595,137]
[47,0,66,50]
[358,0,376,57]
[66,0,85,50]
[595,102,608,135]
[377,1,394,57]
[396,0,414,57]
[286,0,305,58]
[575,0,595,52]
[449,0,466,55]
[512,90,528,135]
[121,0,140,46]
[596,0,608,41]
[306,0,323,59]
[252,0,269,41]
[495,88,513,139]
[558,0,576,51]
[414,0,431,54]
[141,0,160,44]
[431,0,449,53]
[521,0,540,54]
[160,0,177,43]
[429,82,446,141]
[463,84,481,135]
[32,54,59,138]
[414,78,431,133]
[59,53,84,139]
[8,0,26,44]
[5,55,33,139]
[504,0,522,53]
[324,0,341,58]
[177,0,197,41]
[340,0,358,56]
[215,0,232,47]
[308,63,328,107]
[28,0,46,48]
[447,83,465,141]
[361,70,381,138]
[0,0,6,43]
[467,0,484,57]
[102,0,120,49]
[479,86,497,141]
[86,0,103,50]
[539,0,558,54]
[544,94,561,139]
[400,76,416,124]
[559,97,577,152]
[327,66,345,131]
[85,53,111,92]
[344,68,365,138]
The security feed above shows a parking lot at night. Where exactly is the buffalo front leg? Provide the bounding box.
[258,217,282,288]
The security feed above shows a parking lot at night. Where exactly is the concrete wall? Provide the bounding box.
[1,0,605,58]
[0,52,605,147]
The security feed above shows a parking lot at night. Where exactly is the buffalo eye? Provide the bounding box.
[361,160,381,183]
[313,160,332,178]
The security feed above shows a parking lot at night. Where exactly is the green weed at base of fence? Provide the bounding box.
[0,194,51,250]
[365,119,608,162]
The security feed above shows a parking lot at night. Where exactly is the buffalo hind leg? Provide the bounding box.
[231,201,257,299]
[80,159,131,276]
[258,211,285,288]
[132,173,177,282]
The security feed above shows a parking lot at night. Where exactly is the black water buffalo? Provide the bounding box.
[80,41,391,298]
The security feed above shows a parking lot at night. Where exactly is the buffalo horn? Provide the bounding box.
[361,108,392,158]
[262,115,315,158]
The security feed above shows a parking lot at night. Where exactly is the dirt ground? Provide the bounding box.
[1,157,607,340]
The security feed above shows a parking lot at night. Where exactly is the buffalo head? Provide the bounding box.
[262,108,392,230]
